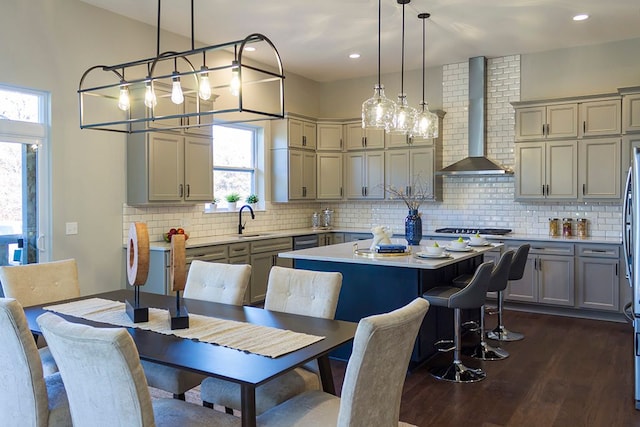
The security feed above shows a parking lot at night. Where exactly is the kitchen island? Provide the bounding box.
[279,239,501,364]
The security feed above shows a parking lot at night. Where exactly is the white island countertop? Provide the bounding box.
[279,239,501,270]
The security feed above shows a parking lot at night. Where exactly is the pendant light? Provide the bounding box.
[388,0,417,135]
[361,0,395,130]
[414,13,439,139]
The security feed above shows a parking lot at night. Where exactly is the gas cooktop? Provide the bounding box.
[435,227,512,235]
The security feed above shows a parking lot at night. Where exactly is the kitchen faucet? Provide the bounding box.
[238,204,255,234]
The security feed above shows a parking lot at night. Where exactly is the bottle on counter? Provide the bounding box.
[549,218,560,237]
[577,218,588,238]
[562,218,573,237]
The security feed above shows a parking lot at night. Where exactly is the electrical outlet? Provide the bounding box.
[65,222,78,235]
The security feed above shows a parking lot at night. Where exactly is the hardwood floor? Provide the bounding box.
[152,309,639,426]
[330,309,639,427]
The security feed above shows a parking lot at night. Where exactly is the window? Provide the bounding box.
[0,85,50,266]
[212,124,257,208]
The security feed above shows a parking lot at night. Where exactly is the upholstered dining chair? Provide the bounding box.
[0,298,71,427]
[0,259,81,376]
[141,261,252,400]
[255,297,429,427]
[200,266,343,415]
[36,312,241,427]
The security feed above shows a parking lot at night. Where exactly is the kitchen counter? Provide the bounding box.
[142,228,621,251]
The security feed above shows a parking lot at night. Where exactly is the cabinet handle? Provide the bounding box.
[179,184,184,197]
[186,184,190,198]
[582,183,586,195]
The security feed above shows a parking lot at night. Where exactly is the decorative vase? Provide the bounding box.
[405,209,422,245]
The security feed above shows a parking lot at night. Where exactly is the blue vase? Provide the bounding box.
[405,209,422,245]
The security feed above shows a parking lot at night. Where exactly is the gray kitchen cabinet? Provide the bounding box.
[515,103,578,141]
[621,90,640,133]
[515,140,577,200]
[385,147,435,201]
[344,122,385,150]
[579,98,622,137]
[317,152,343,200]
[249,237,293,304]
[127,132,213,205]
[505,242,575,307]
[345,151,384,199]
[316,123,343,151]
[272,117,316,150]
[576,244,620,312]
[271,148,316,201]
[578,138,621,199]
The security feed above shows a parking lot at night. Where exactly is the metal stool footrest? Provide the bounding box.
[434,339,455,352]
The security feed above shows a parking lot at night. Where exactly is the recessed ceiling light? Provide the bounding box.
[244,46,256,52]
[573,14,589,21]
[349,53,361,59]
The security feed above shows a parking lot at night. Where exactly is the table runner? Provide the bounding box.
[44,298,325,358]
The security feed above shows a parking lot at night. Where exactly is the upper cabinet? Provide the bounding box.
[620,87,640,133]
[127,132,213,205]
[578,99,621,137]
[344,122,385,150]
[272,117,317,150]
[316,123,343,151]
[514,103,578,141]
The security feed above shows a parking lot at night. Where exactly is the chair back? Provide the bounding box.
[0,298,50,427]
[0,259,80,307]
[37,312,155,427]
[264,266,342,319]
[509,244,531,281]
[488,250,514,293]
[337,298,429,427]
[449,261,494,309]
[183,260,251,306]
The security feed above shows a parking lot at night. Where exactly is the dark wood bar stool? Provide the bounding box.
[422,261,494,383]
[487,244,530,341]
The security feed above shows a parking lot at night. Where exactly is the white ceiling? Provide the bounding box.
[80,0,640,83]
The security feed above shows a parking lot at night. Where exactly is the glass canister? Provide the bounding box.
[577,218,588,238]
[549,218,560,237]
[562,218,573,237]
[311,212,320,229]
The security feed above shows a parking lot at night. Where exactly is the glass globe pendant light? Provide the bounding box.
[414,13,439,139]
[388,0,417,135]
[361,0,395,130]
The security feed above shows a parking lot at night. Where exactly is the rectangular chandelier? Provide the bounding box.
[78,2,285,134]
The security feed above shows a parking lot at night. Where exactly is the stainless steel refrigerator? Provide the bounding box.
[623,150,640,409]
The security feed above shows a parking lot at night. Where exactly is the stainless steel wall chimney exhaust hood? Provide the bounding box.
[437,56,512,175]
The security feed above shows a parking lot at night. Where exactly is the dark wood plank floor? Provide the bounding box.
[330,310,640,427]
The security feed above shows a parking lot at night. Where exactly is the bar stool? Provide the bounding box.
[453,250,514,361]
[487,244,530,342]
[422,261,494,383]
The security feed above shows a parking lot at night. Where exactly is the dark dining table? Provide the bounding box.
[23,289,357,427]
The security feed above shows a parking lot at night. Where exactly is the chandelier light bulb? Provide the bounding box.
[117,83,130,111]
[144,81,157,109]
[199,68,212,100]
[229,61,240,97]
[171,74,184,105]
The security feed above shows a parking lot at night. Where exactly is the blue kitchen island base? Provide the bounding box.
[295,255,484,365]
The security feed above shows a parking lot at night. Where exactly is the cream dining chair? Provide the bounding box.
[36,312,240,427]
[141,260,252,400]
[0,259,80,376]
[0,298,71,427]
[200,266,343,415]
[256,298,429,427]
